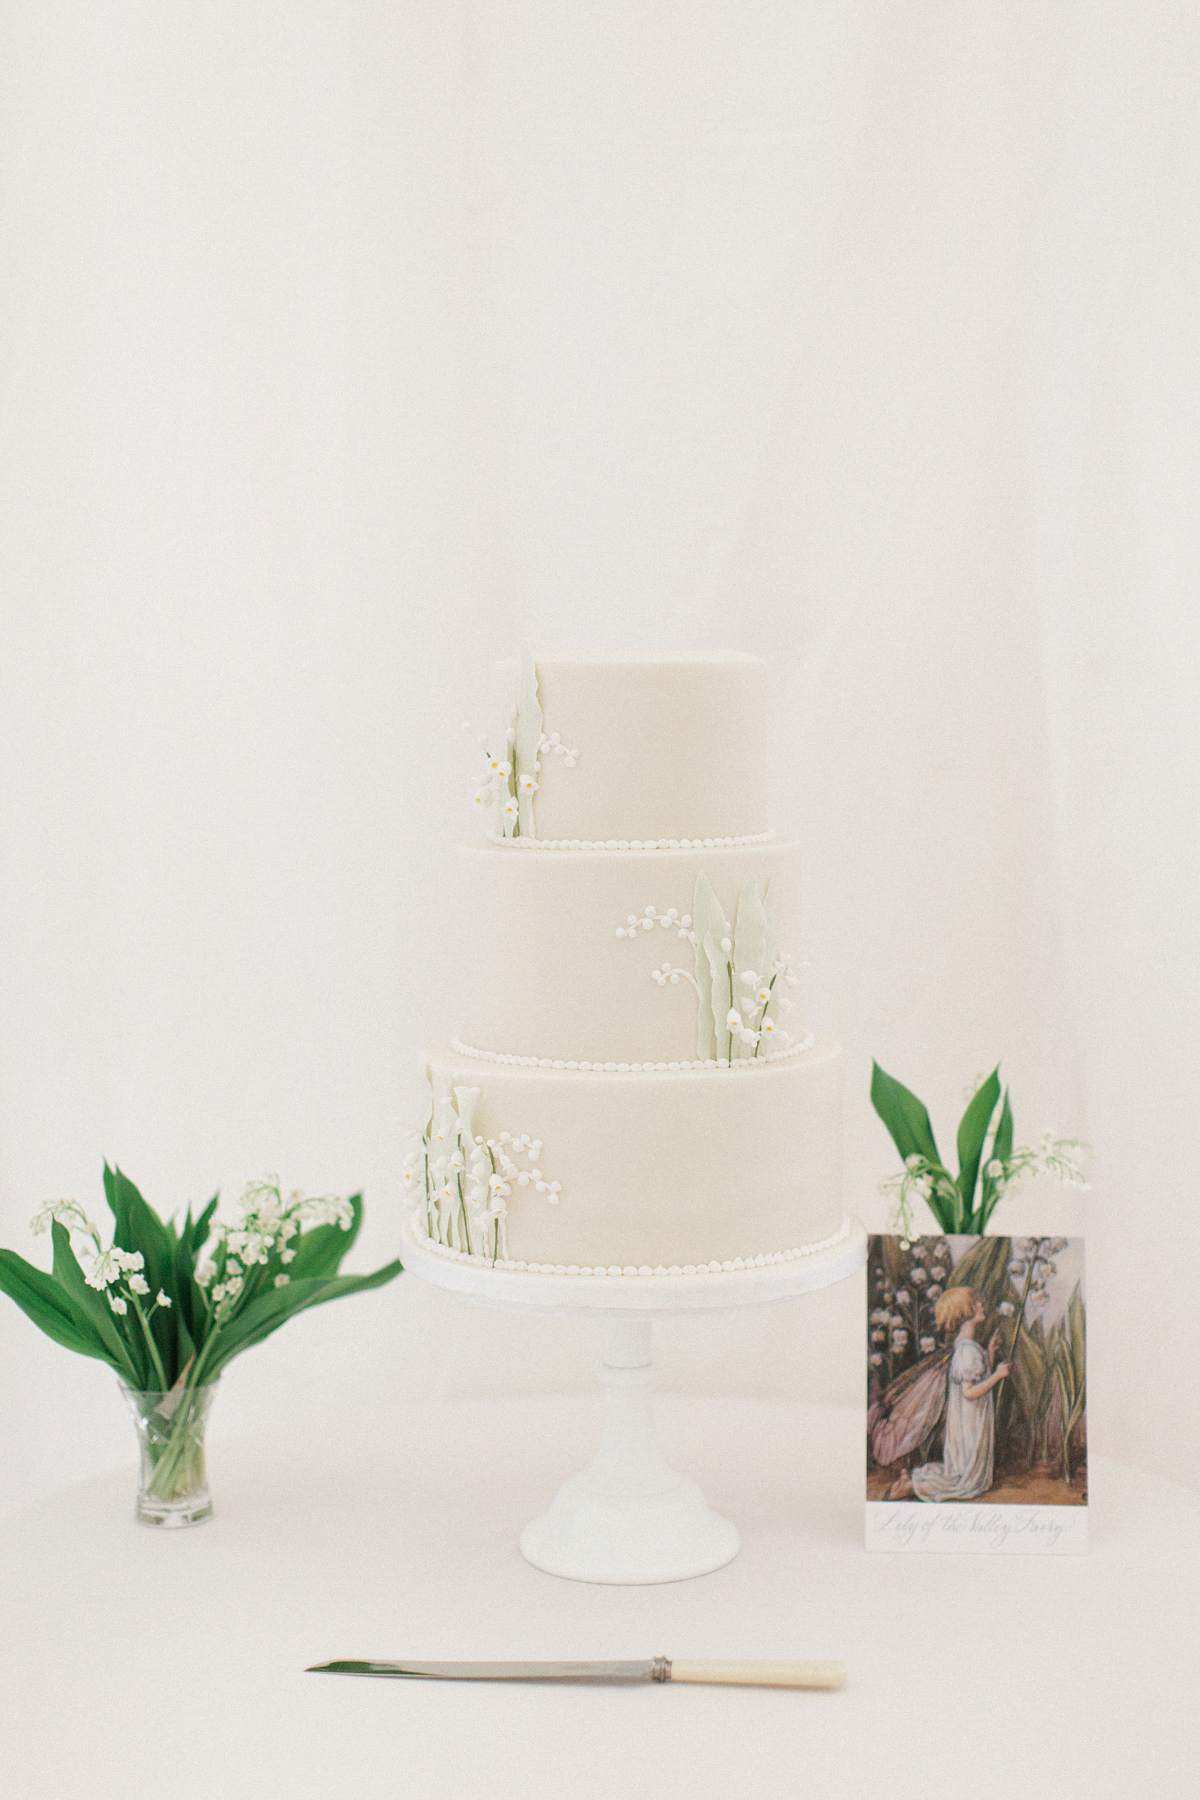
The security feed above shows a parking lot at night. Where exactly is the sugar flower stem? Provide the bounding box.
[424,1149,432,1240]
[752,972,778,1060]
[457,1172,471,1258]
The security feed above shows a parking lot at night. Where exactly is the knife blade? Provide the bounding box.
[306,1658,845,1689]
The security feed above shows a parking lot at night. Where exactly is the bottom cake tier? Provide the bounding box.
[412,1036,844,1274]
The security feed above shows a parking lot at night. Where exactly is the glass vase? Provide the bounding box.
[121,1382,219,1527]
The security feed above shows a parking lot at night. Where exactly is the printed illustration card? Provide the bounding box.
[865,1234,1087,1553]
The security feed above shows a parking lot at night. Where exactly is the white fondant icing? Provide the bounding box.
[406,1087,563,1266]
[617,878,801,1061]
[414,1226,867,1275]
[449,1034,816,1070]
[426,1035,841,1272]
[417,654,845,1280]
[469,651,580,840]
[458,838,802,1065]
[486,830,778,851]
[494,655,767,845]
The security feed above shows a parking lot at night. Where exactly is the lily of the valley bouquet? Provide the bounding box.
[870,1062,1088,1238]
[0,1165,400,1525]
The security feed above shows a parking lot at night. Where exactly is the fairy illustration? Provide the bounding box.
[869,1286,1010,1502]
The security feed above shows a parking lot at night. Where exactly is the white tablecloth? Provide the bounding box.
[1,1396,1195,1798]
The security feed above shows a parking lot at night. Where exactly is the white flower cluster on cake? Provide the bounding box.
[615,877,800,1063]
[466,650,578,840]
[405,1079,562,1264]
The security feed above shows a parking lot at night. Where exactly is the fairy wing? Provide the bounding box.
[870,1349,952,1467]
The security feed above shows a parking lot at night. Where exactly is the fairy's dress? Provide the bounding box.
[910,1338,994,1502]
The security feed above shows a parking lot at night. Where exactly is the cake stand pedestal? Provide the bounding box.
[400,1216,867,1585]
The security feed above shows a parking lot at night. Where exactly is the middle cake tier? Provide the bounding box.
[456,838,803,1066]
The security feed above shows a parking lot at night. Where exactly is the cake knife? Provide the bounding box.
[306,1657,844,1689]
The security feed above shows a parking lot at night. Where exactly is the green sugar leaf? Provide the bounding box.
[761,876,777,984]
[732,880,767,1061]
[515,650,542,838]
[704,931,733,1063]
[691,873,724,1059]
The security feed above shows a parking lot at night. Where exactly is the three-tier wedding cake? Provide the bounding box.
[404,653,849,1277]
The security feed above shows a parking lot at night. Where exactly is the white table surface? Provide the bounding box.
[1,1394,1196,1799]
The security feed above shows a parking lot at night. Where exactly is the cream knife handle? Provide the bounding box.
[668,1659,845,1690]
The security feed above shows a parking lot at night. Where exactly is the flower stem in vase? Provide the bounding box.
[122,1383,219,1527]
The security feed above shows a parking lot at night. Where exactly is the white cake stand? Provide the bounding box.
[400,1215,867,1585]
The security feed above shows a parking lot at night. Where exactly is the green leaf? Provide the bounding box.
[514,649,542,838]
[870,1063,941,1167]
[704,932,733,1062]
[197,1260,402,1381]
[106,1165,173,1295]
[690,873,724,1059]
[170,1234,208,1375]
[976,1088,1013,1230]
[760,876,777,987]
[950,1235,1014,1312]
[50,1222,145,1385]
[732,880,767,1061]
[187,1196,219,1255]
[956,1068,1002,1217]
[1009,1317,1048,1438]
[993,1091,1014,1165]
[104,1166,193,1385]
[284,1194,364,1282]
[0,1247,118,1364]
[1059,1282,1087,1439]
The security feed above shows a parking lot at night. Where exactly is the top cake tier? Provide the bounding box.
[493,653,768,845]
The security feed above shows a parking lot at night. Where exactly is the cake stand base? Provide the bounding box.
[518,1317,740,1584]
[401,1214,867,1585]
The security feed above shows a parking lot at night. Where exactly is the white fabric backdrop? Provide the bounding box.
[0,2,1195,1516]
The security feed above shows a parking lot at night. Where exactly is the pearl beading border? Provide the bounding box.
[485,829,777,852]
[410,1213,852,1278]
[449,1032,816,1073]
